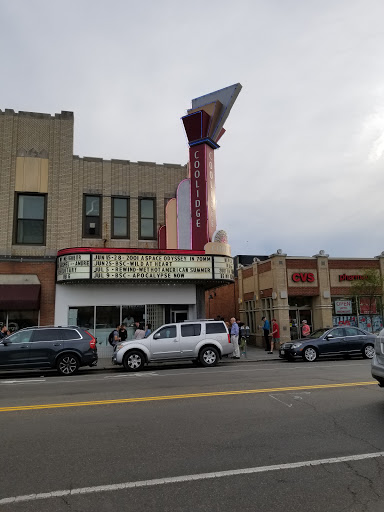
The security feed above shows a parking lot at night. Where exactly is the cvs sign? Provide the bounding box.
[292,272,315,283]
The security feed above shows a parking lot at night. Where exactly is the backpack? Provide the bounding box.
[108,330,115,346]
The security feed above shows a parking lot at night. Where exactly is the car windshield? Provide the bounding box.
[307,328,329,339]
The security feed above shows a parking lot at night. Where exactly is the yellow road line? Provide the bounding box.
[0,381,377,413]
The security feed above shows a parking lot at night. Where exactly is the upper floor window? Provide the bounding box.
[139,198,156,240]
[83,195,101,238]
[15,194,46,245]
[112,197,130,238]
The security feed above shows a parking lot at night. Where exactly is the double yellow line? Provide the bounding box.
[0,381,376,413]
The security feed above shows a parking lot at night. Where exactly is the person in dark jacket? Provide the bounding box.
[261,317,270,351]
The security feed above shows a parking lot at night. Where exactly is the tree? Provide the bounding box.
[350,269,384,331]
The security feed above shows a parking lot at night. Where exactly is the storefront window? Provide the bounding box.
[122,305,145,340]
[68,306,95,331]
[333,314,383,333]
[8,311,38,331]
[332,297,383,333]
[0,310,39,332]
[244,301,256,333]
[67,304,161,357]
[288,297,312,308]
[358,315,382,332]
[95,306,121,348]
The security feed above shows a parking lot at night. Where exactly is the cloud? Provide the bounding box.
[1,0,384,258]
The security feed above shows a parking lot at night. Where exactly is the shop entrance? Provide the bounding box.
[171,308,188,323]
[289,309,312,340]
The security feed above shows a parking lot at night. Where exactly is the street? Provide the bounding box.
[0,358,384,511]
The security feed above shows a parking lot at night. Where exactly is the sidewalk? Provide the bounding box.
[95,345,281,371]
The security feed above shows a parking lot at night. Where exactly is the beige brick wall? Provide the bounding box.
[0,109,187,256]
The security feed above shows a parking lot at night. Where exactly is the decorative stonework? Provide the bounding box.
[17,148,48,158]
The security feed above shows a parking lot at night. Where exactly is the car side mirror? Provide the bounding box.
[326,334,333,340]
[2,340,11,346]
[154,333,160,339]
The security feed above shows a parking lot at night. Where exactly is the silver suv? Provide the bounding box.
[112,320,232,371]
[371,328,384,387]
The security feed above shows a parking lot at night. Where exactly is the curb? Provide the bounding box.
[86,357,282,372]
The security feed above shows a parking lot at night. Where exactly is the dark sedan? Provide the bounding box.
[279,326,376,362]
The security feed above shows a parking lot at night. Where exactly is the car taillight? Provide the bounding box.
[228,334,231,343]
[85,331,96,349]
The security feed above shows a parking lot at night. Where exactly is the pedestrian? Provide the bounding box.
[230,317,240,359]
[134,324,146,339]
[0,325,8,339]
[260,316,270,350]
[112,324,121,350]
[301,320,310,338]
[119,324,128,342]
[269,319,280,354]
[260,316,270,351]
[145,323,152,337]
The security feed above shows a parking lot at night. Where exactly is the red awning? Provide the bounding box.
[0,275,41,310]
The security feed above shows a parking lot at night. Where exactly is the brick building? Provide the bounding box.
[0,102,235,356]
[207,251,384,346]
[205,251,384,346]
[0,109,188,336]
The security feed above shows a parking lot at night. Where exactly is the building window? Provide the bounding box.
[15,194,46,244]
[244,300,256,333]
[139,198,156,239]
[112,197,129,238]
[83,195,101,238]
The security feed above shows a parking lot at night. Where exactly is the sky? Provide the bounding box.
[1,0,384,258]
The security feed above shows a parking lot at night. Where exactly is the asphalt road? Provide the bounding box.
[1,358,384,512]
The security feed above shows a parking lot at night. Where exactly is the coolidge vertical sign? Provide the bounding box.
[190,144,216,250]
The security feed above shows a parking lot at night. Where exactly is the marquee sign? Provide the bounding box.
[57,252,234,283]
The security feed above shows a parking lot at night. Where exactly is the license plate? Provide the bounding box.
[280,350,285,355]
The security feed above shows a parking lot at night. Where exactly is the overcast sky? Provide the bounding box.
[1,0,384,258]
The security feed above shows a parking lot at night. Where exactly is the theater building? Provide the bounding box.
[0,84,241,356]
[231,251,384,345]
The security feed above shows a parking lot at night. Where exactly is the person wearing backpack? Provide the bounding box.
[108,324,121,350]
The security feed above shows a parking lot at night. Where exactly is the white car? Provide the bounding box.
[371,328,384,387]
[112,320,232,371]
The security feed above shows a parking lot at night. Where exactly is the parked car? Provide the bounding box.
[279,326,376,362]
[0,326,98,375]
[112,320,232,371]
[371,327,384,387]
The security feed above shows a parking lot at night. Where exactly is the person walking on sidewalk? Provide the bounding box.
[301,320,310,338]
[261,317,270,351]
[269,319,280,354]
[230,317,240,359]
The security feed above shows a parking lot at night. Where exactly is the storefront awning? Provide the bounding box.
[0,275,41,309]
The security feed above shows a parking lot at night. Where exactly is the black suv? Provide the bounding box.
[0,326,98,375]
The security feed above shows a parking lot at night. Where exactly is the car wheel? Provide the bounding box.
[362,344,375,359]
[123,350,145,372]
[57,354,80,376]
[199,347,219,367]
[302,347,318,362]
